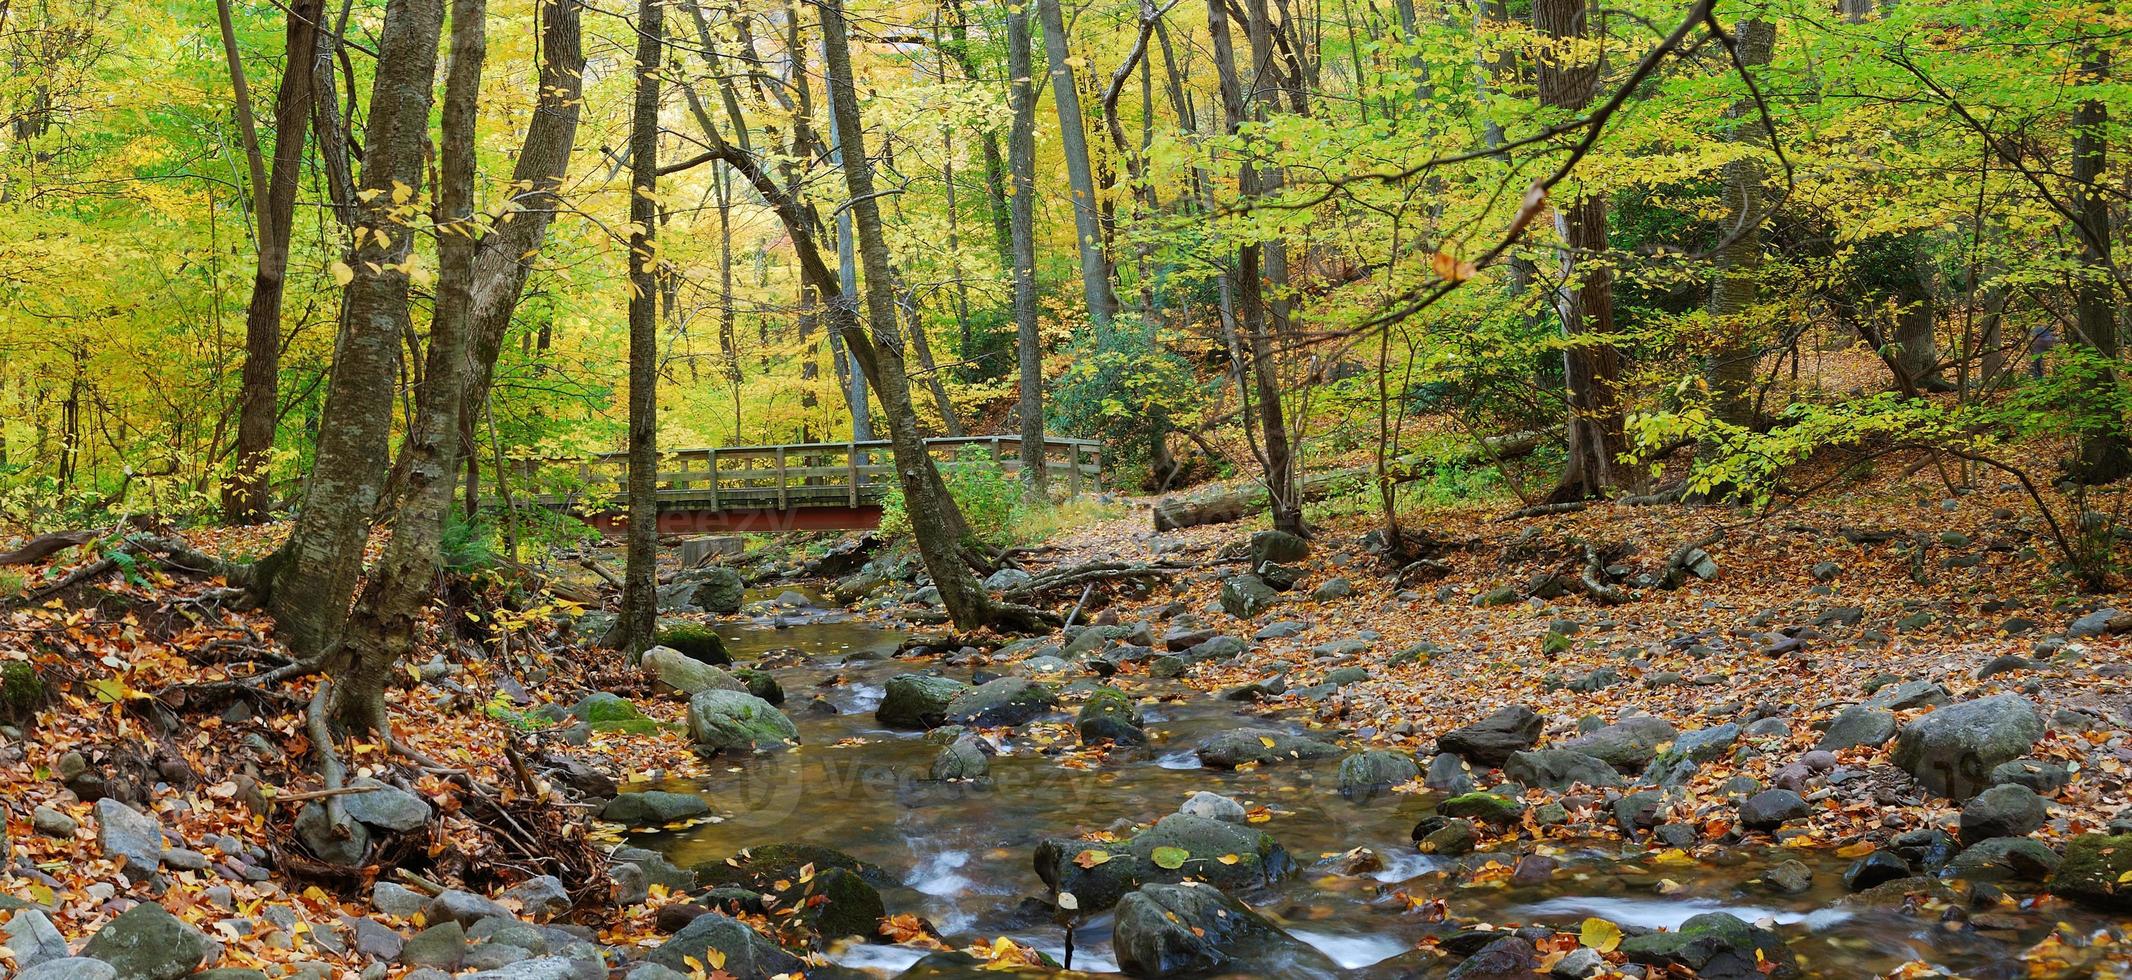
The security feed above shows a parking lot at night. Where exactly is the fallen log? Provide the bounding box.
[1152,428,1555,531]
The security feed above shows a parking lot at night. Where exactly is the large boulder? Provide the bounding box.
[1337,751,1420,802]
[1618,912,1796,979]
[942,677,1056,728]
[1036,814,1295,914]
[79,903,212,980]
[876,674,970,729]
[644,913,802,977]
[651,623,730,665]
[1111,882,1336,979]
[600,791,711,825]
[680,567,747,615]
[1249,530,1311,565]
[1436,706,1543,767]
[2048,834,2132,912]
[685,690,798,752]
[1219,575,1279,619]
[1195,728,1341,769]
[5,909,71,971]
[643,646,746,696]
[1503,749,1623,791]
[1891,694,2044,800]
[1559,716,1677,773]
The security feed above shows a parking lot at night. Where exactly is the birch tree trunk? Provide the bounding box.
[1035,0,1119,328]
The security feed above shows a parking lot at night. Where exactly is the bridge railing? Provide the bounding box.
[508,435,1101,511]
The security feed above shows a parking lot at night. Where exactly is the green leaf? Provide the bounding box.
[1151,846,1190,870]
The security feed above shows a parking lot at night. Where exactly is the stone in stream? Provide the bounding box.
[1034,813,1295,915]
[1816,705,1897,752]
[1434,705,1543,767]
[78,902,212,980]
[1948,837,2060,882]
[1424,753,1476,795]
[2050,834,2132,911]
[875,674,970,729]
[1336,750,1419,802]
[1502,749,1623,791]
[642,646,745,696]
[1194,728,1340,769]
[1219,574,1278,619]
[1617,911,1796,979]
[929,734,992,781]
[730,668,783,705]
[652,622,731,665]
[763,866,884,940]
[645,913,803,976]
[1841,851,1912,892]
[942,677,1057,727]
[1443,936,1539,979]
[1891,694,2044,800]
[693,842,890,891]
[1077,687,1149,747]
[1558,715,1676,772]
[1436,792,1523,826]
[600,791,710,825]
[685,690,798,752]
[1110,882,1336,979]
[673,567,746,615]
[1178,792,1247,823]
[1959,784,2047,845]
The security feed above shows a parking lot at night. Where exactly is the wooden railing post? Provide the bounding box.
[848,442,860,505]
[1066,441,1082,496]
[706,448,719,510]
[775,446,788,509]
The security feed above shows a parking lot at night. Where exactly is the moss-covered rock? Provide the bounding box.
[1033,813,1295,914]
[686,689,798,752]
[654,622,731,665]
[2049,833,2132,912]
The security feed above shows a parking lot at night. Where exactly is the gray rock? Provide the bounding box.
[350,917,404,960]
[79,903,211,980]
[1504,749,1623,791]
[503,876,571,923]
[942,677,1056,728]
[1337,751,1420,802]
[1035,814,1295,915]
[398,921,467,969]
[1842,852,1912,892]
[1195,728,1340,769]
[295,801,370,866]
[1559,716,1677,772]
[371,882,427,918]
[1447,936,1539,979]
[600,791,710,825]
[645,913,803,976]
[1436,705,1543,767]
[1990,758,2071,794]
[1959,784,2047,845]
[463,957,606,980]
[2069,608,2128,637]
[1673,723,1740,762]
[1249,530,1310,565]
[94,799,163,877]
[642,646,745,696]
[1739,789,1809,832]
[20,959,119,980]
[875,674,970,729]
[1948,837,2060,882]
[1219,574,1279,619]
[1817,706,1897,752]
[1867,680,1947,710]
[686,689,798,752]
[983,568,1033,592]
[1181,635,1246,662]
[1424,753,1475,794]
[1310,577,1352,601]
[32,805,78,838]
[1178,792,1246,824]
[682,567,746,614]
[341,778,432,832]
[1892,694,2044,799]
[1112,882,1333,979]
[423,890,513,928]
[1758,860,1813,894]
[1551,945,1606,978]
[929,734,991,781]
[1617,912,1793,979]
[5,908,71,969]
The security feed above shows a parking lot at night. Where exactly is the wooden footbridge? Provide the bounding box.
[508,435,1102,534]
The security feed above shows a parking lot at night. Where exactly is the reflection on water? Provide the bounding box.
[613,612,2082,978]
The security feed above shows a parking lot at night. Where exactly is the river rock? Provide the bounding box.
[1111,882,1333,979]
[1891,694,2043,799]
[1444,936,1539,979]
[5,908,70,970]
[1036,814,1295,914]
[1866,680,1948,710]
[79,903,211,980]
[1738,789,1809,832]
[643,646,745,695]
[1178,792,1246,823]
[1841,851,1911,892]
[601,791,710,825]
[943,677,1056,727]
[1249,530,1310,564]
[1673,722,1740,762]
[652,622,730,665]
[1195,728,1340,768]
[1948,837,2060,882]
[984,568,1033,592]
[1991,758,2070,794]
[1424,753,1476,794]
[2069,607,2130,637]
[425,889,514,927]
[681,568,746,615]
[1337,751,1419,802]
[341,777,431,832]
[1959,784,2047,845]
[1435,705,1542,767]
[295,801,369,866]
[1503,749,1623,790]
[1559,716,1676,772]
[686,689,798,752]
[1219,574,1279,619]
[876,674,969,729]
[645,913,802,977]
[694,842,888,891]
[929,734,991,781]
[2050,833,2132,911]
[95,799,163,877]
[1617,911,1794,979]
[463,956,606,980]
[766,866,883,939]
[1077,687,1148,747]
[1817,706,1896,752]
[1310,577,1352,601]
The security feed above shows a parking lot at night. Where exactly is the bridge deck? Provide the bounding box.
[506,435,1100,533]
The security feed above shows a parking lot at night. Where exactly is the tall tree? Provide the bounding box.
[1035,0,1119,327]
[2066,44,2131,484]
[1702,16,1774,431]
[1007,0,1046,499]
[617,0,663,653]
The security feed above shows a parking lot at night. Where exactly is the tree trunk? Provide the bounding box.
[1535,0,1623,503]
[1007,1,1047,500]
[2067,46,2132,483]
[1703,17,1774,431]
[617,0,663,654]
[325,0,484,730]
[225,0,322,523]
[818,13,875,442]
[1035,0,1119,328]
[262,0,445,659]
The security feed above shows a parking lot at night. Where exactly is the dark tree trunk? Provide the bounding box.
[1703,17,1773,430]
[617,0,663,654]
[1007,0,1047,499]
[262,0,445,659]
[2068,47,2132,483]
[225,0,322,524]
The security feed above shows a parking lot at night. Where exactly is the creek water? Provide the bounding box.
[617,597,2065,978]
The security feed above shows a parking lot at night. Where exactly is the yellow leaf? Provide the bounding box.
[1258,736,1278,748]
[1431,249,1476,283]
[1217,854,1240,865]
[1073,849,1112,868]
[1580,917,1622,952]
[329,261,354,286]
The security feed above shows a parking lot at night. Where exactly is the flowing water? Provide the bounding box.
[618,597,2077,977]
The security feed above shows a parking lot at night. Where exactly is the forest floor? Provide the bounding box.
[3,443,2132,978]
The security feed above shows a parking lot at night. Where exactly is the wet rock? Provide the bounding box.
[1959,784,2047,845]
[942,677,1056,727]
[1948,837,2060,882]
[21,960,119,980]
[1510,854,1559,887]
[1503,749,1622,790]
[1112,882,1333,979]
[652,623,730,665]
[694,842,888,891]
[1842,852,1911,892]
[503,876,571,923]
[1738,789,1808,832]
[1816,706,1896,753]
[1035,814,1295,915]
[1438,792,1523,826]
[876,674,970,729]
[1559,716,1676,772]
[1444,936,1538,980]
[929,734,992,781]
[1617,911,1794,979]
[643,646,745,696]
[685,690,798,752]
[731,669,783,706]
[1415,818,1475,856]
[1613,790,1666,834]
[1989,758,2070,794]
[80,902,212,980]
[2049,834,2132,911]
[1179,792,1247,823]
[1758,860,1813,894]
[94,799,163,877]
[1220,677,1284,702]
[1436,705,1543,767]
[1219,575,1279,619]
[766,866,883,939]
[5,908,70,970]
[1886,829,1957,872]
[1424,753,1476,795]
[645,913,803,977]
[1891,694,2044,800]
[341,777,431,832]
[1336,751,1419,802]
[679,568,746,615]
[1077,687,1148,747]
[1195,728,1340,769]
[463,956,607,980]
[1550,946,1605,979]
